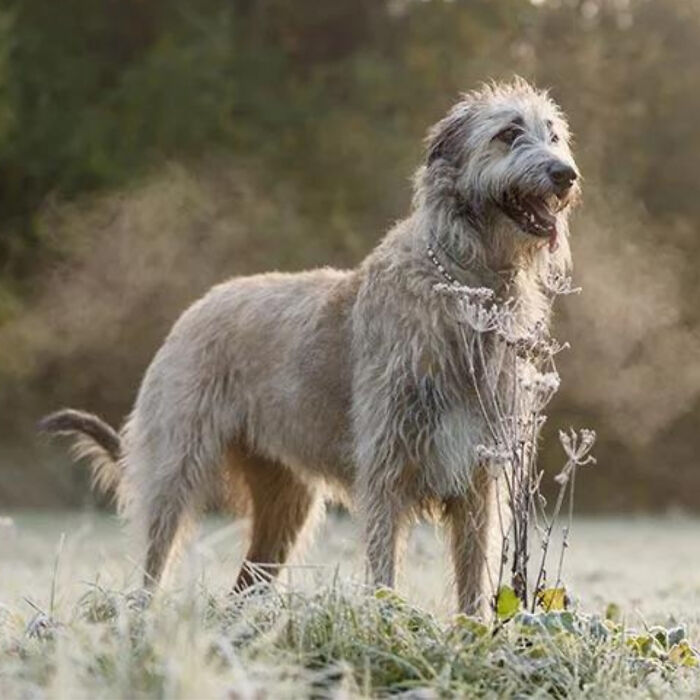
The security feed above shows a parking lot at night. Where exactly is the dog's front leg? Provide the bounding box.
[445,469,506,617]
[363,488,407,590]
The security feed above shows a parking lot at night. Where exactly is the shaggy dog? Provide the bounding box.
[41,79,580,615]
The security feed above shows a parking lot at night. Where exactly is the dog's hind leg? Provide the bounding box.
[142,495,196,588]
[138,467,207,588]
[229,448,324,592]
[131,431,220,589]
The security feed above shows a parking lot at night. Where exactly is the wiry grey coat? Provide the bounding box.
[41,79,580,615]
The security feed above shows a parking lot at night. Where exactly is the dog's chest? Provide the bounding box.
[431,403,487,494]
[403,340,491,496]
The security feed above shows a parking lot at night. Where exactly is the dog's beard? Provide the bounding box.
[460,172,573,254]
[485,206,565,261]
[498,191,571,253]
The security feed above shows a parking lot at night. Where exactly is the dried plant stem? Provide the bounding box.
[438,274,595,613]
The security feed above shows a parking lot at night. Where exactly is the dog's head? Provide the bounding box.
[422,79,580,253]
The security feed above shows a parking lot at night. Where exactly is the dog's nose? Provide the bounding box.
[548,162,577,194]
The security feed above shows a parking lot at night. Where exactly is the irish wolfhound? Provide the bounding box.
[41,79,580,615]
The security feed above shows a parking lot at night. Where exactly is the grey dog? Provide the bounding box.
[41,78,580,615]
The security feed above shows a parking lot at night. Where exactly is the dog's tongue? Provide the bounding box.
[527,196,558,252]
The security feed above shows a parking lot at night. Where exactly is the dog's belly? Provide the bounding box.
[246,351,356,493]
[215,270,359,493]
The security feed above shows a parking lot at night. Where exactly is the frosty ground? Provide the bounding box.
[1,511,699,697]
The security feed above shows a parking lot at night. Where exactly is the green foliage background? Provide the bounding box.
[1,0,700,508]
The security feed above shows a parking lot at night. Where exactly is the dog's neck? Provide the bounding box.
[426,231,517,294]
[421,197,539,296]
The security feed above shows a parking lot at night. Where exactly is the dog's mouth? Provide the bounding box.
[500,192,562,250]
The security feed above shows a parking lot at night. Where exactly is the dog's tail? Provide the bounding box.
[38,409,123,494]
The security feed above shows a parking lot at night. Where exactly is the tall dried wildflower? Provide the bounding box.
[437,271,595,611]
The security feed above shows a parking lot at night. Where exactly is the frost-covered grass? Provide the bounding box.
[1,511,699,698]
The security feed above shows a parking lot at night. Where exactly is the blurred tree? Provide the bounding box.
[2,0,700,508]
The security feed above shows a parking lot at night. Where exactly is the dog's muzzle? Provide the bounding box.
[499,159,578,252]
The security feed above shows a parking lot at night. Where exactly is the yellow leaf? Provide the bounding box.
[537,587,567,611]
[605,602,621,622]
[669,641,699,667]
[373,587,404,604]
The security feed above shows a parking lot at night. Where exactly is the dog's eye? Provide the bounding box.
[496,126,522,146]
[550,132,560,144]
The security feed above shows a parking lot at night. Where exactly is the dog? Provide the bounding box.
[41,78,580,615]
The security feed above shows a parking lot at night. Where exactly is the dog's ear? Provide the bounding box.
[426,103,472,167]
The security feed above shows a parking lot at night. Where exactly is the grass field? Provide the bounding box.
[1,511,699,698]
